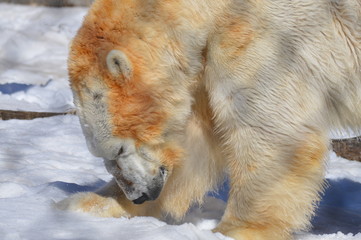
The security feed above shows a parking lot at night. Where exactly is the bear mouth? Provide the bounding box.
[113,165,167,204]
[132,193,150,204]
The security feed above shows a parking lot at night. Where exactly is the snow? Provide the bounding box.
[0,3,81,112]
[0,3,360,240]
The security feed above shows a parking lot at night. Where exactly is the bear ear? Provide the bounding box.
[106,49,132,81]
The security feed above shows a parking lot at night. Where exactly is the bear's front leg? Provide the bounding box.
[213,129,327,240]
[56,178,162,218]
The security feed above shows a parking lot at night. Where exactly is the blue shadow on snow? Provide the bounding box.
[311,178,361,234]
[0,80,52,94]
[0,83,34,94]
[49,180,106,194]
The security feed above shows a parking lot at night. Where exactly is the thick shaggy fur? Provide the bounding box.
[59,0,361,239]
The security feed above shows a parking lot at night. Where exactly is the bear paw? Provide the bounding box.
[56,192,130,218]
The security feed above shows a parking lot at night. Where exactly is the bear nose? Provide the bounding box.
[132,192,150,204]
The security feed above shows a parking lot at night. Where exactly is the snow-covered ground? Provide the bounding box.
[0,3,360,240]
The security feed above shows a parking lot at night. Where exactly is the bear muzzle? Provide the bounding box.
[105,158,167,203]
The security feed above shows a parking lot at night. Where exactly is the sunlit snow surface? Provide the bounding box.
[0,3,360,240]
[0,3,78,112]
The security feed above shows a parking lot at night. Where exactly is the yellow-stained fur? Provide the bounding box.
[59,0,361,239]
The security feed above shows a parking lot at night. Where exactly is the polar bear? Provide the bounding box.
[59,0,361,239]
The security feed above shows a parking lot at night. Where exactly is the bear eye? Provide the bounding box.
[117,147,124,157]
[160,166,166,175]
[93,92,103,100]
